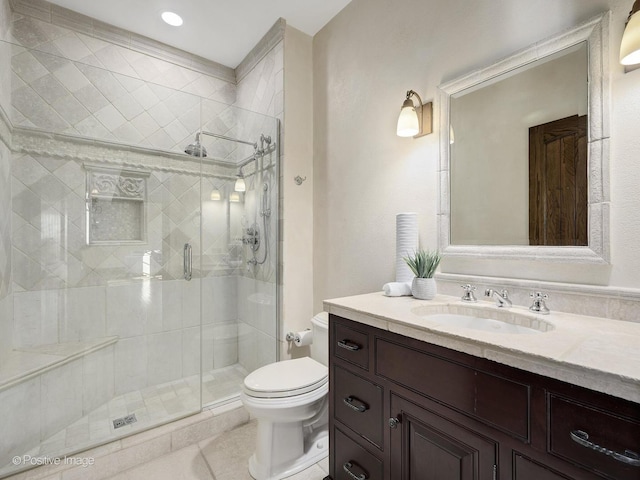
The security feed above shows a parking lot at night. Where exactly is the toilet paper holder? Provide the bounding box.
[286,329,311,344]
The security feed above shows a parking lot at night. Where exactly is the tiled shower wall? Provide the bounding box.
[0,0,12,362]
[234,38,283,372]
[10,136,243,388]
[8,12,237,154]
[0,0,10,112]
[3,0,282,388]
[0,137,11,363]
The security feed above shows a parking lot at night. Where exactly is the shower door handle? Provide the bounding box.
[183,243,192,281]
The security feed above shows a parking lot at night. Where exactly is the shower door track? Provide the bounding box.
[197,131,257,147]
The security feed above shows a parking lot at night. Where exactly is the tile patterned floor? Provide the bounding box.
[104,421,329,480]
[9,364,247,473]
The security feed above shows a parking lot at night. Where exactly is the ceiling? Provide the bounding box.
[45,0,351,68]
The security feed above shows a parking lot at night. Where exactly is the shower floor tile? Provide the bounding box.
[30,363,248,464]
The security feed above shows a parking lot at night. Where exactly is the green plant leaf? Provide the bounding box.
[403,249,442,278]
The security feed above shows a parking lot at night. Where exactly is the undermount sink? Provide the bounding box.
[410,305,553,335]
[427,314,542,335]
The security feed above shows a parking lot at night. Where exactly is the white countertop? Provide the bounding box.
[323,292,640,404]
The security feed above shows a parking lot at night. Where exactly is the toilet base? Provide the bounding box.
[248,427,328,480]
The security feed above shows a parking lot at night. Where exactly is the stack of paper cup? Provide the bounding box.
[396,212,418,283]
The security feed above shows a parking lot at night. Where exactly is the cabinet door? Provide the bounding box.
[390,394,497,480]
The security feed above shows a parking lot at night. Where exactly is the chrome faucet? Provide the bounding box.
[529,292,550,315]
[485,288,512,308]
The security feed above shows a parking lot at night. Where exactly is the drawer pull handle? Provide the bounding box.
[343,396,369,413]
[570,430,640,467]
[343,461,368,480]
[338,339,361,351]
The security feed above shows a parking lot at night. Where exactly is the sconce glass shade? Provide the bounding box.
[621,2,640,65]
[396,98,420,137]
[234,177,246,192]
[210,189,221,201]
[229,192,241,203]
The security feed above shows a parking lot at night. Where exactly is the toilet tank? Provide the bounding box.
[310,312,329,366]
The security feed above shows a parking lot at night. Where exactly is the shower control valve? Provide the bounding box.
[242,226,260,251]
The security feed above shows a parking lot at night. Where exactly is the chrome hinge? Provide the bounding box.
[492,464,497,480]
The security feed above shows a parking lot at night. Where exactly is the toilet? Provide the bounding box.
[241,312,329,480]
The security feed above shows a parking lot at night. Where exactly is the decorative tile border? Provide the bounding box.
[12,126,237,180]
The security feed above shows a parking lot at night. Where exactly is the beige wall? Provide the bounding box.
[281,25,314,359]
[313,0,640,312]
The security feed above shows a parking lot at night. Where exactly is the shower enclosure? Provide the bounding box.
[0,30,279,477]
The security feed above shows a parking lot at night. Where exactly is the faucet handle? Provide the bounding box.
[530,292,548,300]
[460,284,477,303]
[529,292,550,315]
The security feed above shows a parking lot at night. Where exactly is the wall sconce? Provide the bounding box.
[234,171,246,192]
[621,0,640,65]
[229,192,242,203]
[396,90,433,138]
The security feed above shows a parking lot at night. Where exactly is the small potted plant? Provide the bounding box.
[404,249,442,300]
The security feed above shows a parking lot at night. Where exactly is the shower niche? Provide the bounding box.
[85,164,150,245]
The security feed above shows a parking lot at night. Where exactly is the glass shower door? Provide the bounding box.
[0,38,204,476]
[199,102,279,407]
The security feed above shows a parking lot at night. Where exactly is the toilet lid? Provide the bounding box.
[244,357,328,398]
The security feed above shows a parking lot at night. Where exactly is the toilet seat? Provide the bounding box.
[244,357,328,398]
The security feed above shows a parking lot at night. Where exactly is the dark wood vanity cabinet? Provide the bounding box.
[328,314,640,480]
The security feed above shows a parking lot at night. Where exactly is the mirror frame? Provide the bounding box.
[437,12,610,264]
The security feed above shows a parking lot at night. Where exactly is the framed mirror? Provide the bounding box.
[438,13,610,264]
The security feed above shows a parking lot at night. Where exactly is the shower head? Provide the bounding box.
[184,139,207,157]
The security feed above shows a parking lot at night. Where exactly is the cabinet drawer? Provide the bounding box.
[333,320,369,370]
[376,338,530,440]
[513,453,573,480]
[333,365,384,448]
[333,427,383,480]
[548,394,640,480]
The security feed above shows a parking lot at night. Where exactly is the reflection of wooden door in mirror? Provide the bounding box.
[529,115,587,246]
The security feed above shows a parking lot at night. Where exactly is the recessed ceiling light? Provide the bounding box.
[161,11,183,27]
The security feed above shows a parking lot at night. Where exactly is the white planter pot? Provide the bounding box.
[411,277,437,300]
